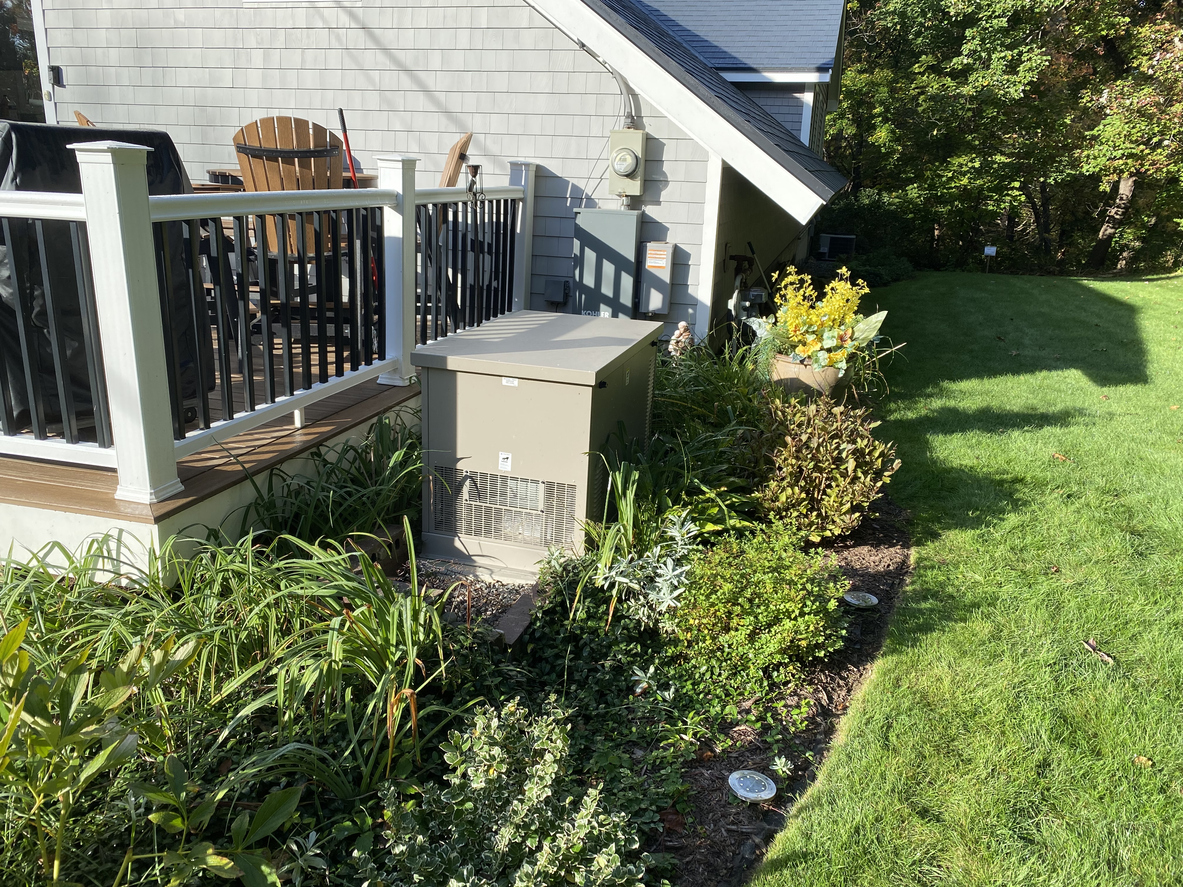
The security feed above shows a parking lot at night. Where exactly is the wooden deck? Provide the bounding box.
[0,379,419,525]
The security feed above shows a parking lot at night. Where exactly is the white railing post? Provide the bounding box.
[71,141,184,503]
[376,155,419,386]
[509,160,537,312]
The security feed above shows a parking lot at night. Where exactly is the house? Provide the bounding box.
[32,0,846,340]
[1,0,847,565]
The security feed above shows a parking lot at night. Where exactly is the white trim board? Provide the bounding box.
[526,0,826,224]
[30,0,55,124]
[721,71,831,85]
[800,90,815,149]
[695,152,724,343]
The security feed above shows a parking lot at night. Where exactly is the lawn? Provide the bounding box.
[752,272,1183,886]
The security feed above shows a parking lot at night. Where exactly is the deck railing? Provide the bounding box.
[0,192,114,467]
[0,144,537,502]
[414,185,520,342]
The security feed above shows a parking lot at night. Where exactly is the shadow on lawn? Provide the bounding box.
[882,406,1084,544]
[872,273,1148,391]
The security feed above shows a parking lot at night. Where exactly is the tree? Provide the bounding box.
[822,0,1183,273]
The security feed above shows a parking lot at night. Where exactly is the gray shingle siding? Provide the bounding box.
[738,86,805,142]
[635,0,844,72]
[41,0,709,329]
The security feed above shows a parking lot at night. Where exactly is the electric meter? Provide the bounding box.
[611,147,639,177]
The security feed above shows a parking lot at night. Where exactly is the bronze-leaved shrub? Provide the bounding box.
[759,398,900,541]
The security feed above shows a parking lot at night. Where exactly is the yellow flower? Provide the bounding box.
[769,266,869,366]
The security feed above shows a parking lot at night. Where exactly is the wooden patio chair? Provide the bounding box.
[74,111,95,126]
[440,132,473,187]
[232,116,344,255]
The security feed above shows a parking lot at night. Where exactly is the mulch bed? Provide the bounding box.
[661,498,913,887]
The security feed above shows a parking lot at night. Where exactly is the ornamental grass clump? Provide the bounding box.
[759,397,901,542]
[769,267,887,376]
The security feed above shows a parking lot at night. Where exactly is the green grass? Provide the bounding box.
[752,272,1183,886]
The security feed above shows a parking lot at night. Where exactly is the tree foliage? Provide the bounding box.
[822,0,1183,273]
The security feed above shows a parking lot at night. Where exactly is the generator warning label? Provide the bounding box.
[498,452,512,472]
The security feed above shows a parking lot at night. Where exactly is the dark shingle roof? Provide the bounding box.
[579,0,847,202]
[634,0,844,72]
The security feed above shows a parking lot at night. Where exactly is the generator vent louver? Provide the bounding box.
[431,468,578,548]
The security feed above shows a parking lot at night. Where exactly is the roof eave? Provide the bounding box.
[720,69,833,84]
[525,0,834,222]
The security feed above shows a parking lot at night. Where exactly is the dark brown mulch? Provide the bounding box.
[662,498,913,887]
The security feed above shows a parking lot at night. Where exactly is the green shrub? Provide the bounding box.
[759,398,901,541]
[378,699,648,887]
[846,249,915,288]
[671,523,848,695]
[237,413,421,549]
[652,345,779,519]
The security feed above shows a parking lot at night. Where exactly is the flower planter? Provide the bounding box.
[770,354,847,398]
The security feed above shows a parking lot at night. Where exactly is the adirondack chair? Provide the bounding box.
[232,116,344,255]
[231,117,351,350]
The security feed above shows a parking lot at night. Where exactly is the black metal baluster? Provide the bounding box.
[360,206,373,364]
[255,214,276,404]
[152,222,187,439]
[207,220,236,423]
[0,221,14,434]
[373,206,386,360]
[492,199,501,316]
[444,204,456,339]
[436,204,447,339]
[349,207,362,371]
[181,219,211,431]
[331,208,344,377]
[475,199,484,324]
[232,215,255,412]
[313,210,327,384]
[499,199,510,315]
[275,213,295,397]
[421,208,430,347]
[70,222,112,448]
[295,212,311,390]
[460,202,470,333]
[34,221,78,443]
[507,199,519,314]
[423,204,435,342]
[4,219,49,439]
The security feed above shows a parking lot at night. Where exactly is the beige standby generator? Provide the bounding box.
[411,311,664,577]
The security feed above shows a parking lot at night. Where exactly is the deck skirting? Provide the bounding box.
[0,380,420,567]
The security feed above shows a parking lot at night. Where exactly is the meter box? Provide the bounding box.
[412,311,664,578]
[572,208,642,318]
[608,128,646,197]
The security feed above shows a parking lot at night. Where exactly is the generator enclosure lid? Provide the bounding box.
[411,311,663,386]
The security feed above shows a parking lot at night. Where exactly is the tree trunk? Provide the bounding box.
[1021,182,1053,259]
[1088,175,1137,270]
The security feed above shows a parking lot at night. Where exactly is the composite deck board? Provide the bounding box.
[0,379,418,525]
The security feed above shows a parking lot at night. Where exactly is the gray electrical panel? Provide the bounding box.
[412,311,663,578]
[572,208,642,318]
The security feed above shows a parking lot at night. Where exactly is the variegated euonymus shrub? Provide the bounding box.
[378,699,649,887]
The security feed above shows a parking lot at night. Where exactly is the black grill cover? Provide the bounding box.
[0,122,206,434]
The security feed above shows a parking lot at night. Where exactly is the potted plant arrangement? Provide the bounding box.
[762,266,888,397]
